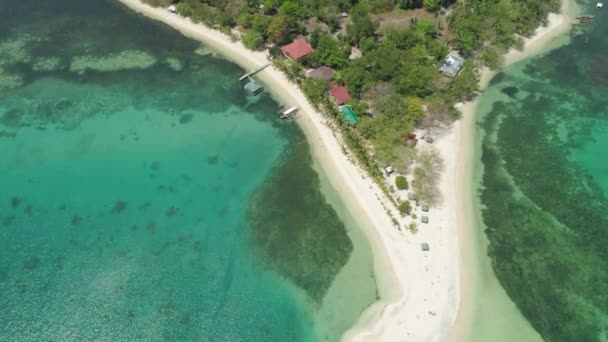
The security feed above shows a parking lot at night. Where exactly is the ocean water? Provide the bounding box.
[0,1,376,341]
[474,2,608,341]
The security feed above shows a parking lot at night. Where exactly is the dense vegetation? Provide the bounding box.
[142,0,560,174]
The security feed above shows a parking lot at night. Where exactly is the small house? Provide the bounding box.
[407,192,416,201]
[280,39,315,61]
[421,204,429,212]
[167,5,177,13]
[340,106,359,125]
[329,86,351,105]
[307,66,335,82]
[421,243,430,251]
[421,216,429,224]
[341,12,349,18]
[440,53,465,77]
[384,166,394,176]
[405,133,417,145]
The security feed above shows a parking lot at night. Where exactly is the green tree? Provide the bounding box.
[395,176,409,190]
[242,31,264,50]
[267,15,290,44]
[399,201,411,216]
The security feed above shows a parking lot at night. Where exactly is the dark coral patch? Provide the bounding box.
[71,215,81,226]
[501,86,520,98]
[147,223,156,233]
[53,256,65,270]
[165,206,179,217]
[179,113,193,124]
[3,215,16,226]
[138,202,151,211]
[10,196,22,208]
[111,201,128,214]
[207,155,220,165]
[23,257,41,271]
[150,161,160,171]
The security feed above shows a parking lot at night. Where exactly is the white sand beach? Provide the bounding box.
[116,1,574,341]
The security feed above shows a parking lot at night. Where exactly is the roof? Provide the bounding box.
[439,53,465,77]
[307,66,335,81]
[280,40,314,60]
[340,106,359,125]
[329,86,351,105]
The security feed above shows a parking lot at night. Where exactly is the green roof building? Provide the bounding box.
[340,106,359,125]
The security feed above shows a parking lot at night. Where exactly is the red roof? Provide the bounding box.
[329,86,351,105]
[280,40,314,60]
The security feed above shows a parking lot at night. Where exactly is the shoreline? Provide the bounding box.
[451,0,576,340]
[115,0,574,341]
[117,0,460,340]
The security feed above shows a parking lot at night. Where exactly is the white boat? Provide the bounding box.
[280,106,299,119]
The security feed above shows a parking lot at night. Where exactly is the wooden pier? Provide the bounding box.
[239,62,271,82]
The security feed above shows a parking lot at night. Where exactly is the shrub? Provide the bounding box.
[242,31,263,50]
[398,201,411,216]
[395,176,408,190]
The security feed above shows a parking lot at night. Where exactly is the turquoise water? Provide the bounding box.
[0,1,375,340]
[476,2,608,341]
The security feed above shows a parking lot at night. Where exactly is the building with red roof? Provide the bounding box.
[280,39,314,60]
[329,86,351,105]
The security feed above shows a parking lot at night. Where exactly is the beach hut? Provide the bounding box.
[167,5,177,13]
[340,106,359,125]
[307,66,335,82]
[407,192,416,201]
[425,136,434,143]
[421,243,430,251]
[597,2,603,8]
[405,133,417,146]
[421,204,429,212]
[384,166,394,176]
[329,86,351,105]
[421,216,429,224]
[280,40,314,61]
[440,53,465,77]
[244,78,264,95]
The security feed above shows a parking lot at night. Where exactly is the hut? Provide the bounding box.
[421,204,429,212]
[167,5,177,13]
[440,53,465,77]
[421,243,430,251]
[407,192,416,201]
[340,106,359,125]
[405,133,417,145]
[307,66,335,82]
[421,216,429,224]
[597,2,603,8]
[425,136,434,143]
[244,78,264,95]
[384,166,394,176]
[329,86,351,105]
[280,39,314,61]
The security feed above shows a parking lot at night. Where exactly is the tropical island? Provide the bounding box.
[117,0,573,341]
[138,0,560,208]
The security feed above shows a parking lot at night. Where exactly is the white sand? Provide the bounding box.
[116,1,573,341]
